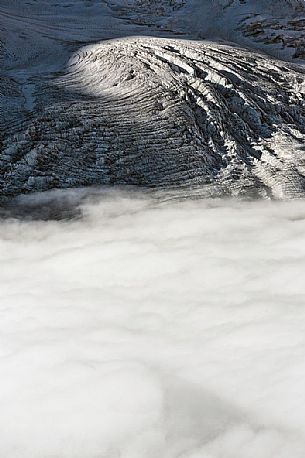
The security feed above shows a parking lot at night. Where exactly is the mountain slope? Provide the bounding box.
[0,0,305,199]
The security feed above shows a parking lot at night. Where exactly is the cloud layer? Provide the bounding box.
[1,189,305,457]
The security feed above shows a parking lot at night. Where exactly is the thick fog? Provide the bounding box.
[1,189,305,458]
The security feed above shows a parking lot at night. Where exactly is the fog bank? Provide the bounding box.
[1,189,305,457]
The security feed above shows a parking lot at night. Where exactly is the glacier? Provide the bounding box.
[0,0,305,198]
[1,2,305,458]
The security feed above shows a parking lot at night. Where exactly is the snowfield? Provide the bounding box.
[2,190,305,457]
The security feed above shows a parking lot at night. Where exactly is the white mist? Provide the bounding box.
[1,189,305,457]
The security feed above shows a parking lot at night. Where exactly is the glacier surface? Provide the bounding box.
[0,0,305,197]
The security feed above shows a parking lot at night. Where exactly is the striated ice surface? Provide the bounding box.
[0,0,305,198]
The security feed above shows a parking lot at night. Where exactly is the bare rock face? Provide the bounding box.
[1,37,305,199]
[238,9,305,60]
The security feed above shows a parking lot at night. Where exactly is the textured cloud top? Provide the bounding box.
[1,190,305,457]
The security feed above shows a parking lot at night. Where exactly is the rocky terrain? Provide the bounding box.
[1,0,305,199]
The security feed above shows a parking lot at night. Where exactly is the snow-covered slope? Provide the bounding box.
[0,0,305,199]
[182,0,305,59]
